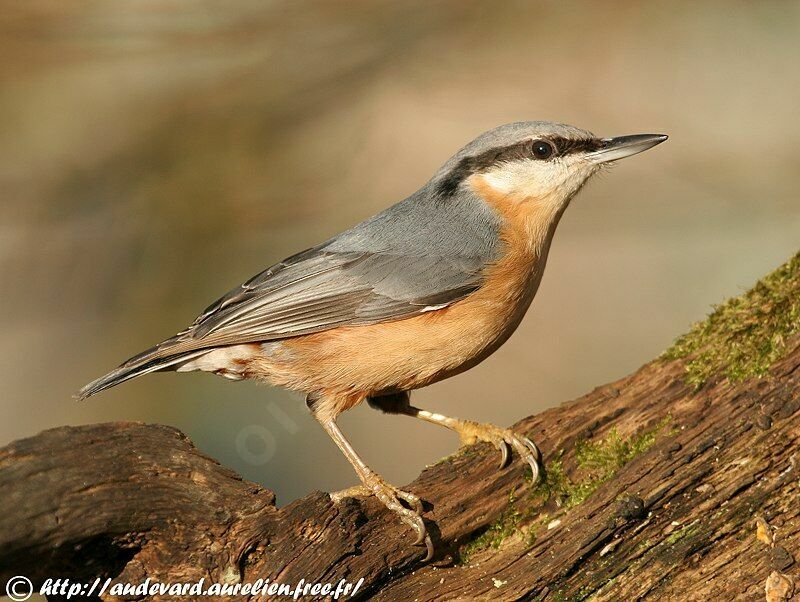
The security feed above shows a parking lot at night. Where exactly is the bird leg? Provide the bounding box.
[368,391,542,482]
[309,395,433,560]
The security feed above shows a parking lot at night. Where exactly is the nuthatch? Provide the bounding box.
[78,121,667,560]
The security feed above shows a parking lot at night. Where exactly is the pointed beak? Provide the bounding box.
[586,133,668,164]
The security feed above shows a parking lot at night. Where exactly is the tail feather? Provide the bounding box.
[75,349,206,401]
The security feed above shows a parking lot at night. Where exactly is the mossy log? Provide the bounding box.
[1,252,799,601]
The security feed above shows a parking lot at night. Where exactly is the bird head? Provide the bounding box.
[434,121,667,217]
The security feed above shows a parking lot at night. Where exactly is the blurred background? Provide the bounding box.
[2,0,799,507]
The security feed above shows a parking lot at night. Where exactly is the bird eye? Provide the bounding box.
[531,140,554,160]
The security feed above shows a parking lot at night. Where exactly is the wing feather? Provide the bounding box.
[145,248,484,359]
[78,176,505,400]
[126,187,504,361]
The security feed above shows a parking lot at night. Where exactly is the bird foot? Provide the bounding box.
[330,474,433,561]
[455,420,542,482]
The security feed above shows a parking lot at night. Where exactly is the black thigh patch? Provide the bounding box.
[305,392,323,415]
[367,391,410,414]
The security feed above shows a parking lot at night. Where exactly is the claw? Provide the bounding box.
[403,512,433,559]
[521,436,542,482]
[409,514,426,544]
[395,502,433,560]
[399,508,432,561]
[453,421,543,484]
[522,436,542,462]
[526,456,540,483]
[497,439,511,469]
[421,533,434,562]
[395,489,424,514]
[338,474,434,561]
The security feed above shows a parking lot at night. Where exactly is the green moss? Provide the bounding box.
[532,454,569,501]
[459,491,522,564]
[458,417,672,563]
[663,521,699,546]
[429,444,480,467]
[664,251,800,387]
[539,416,672,509]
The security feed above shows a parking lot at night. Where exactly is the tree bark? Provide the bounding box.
[2,289,799,601]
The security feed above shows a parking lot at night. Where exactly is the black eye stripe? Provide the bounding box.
[436,136,604,197]
[480,136,604,165]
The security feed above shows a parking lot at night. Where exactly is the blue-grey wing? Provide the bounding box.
[141,187,502,356]
[187,249,481,344]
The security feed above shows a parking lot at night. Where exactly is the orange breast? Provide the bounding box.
[245,174,564,412]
